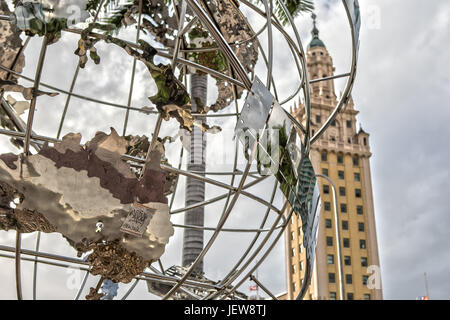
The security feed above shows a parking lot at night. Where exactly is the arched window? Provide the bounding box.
[353,155,359,166]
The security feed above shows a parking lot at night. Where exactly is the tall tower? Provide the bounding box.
[283,16,383,300]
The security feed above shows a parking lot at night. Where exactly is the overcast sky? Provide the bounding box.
[0,0,449,300]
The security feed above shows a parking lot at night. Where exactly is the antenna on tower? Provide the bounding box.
[424,272,430,299]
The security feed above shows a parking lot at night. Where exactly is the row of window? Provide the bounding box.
[326,236,367,249]
[329,292,371,300]
[325,219,365,232]
[291,261,304,274]
[327,255,368,267]
[324,202,364,215]
[315,115,353,129]
[328,273,370,286]
[321,152,359,166]
[322,168,360,182]
[323,185,362,198]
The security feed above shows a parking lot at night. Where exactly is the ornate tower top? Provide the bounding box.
[309,13,326,49]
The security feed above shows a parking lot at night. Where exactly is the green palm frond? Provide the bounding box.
[271,0,315,26]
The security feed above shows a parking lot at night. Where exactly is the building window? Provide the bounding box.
[291,232,295,240]
[329,292,337,300]
[361,257,368,267]
[353,155,359,166]
[346,120,352,128]
[345,274,353,284]
[300,261,303,271]
[362,275,369,286]
[342,220,349,230]
[347,293,354,300]
[322,168,329,176]
[343,238,350,248]
[326,237,333,246]
[337,154,343,164]
[354,172,360,182]
[344,256,351,266]
[292,248,295,257]
[355,189,362,198]
[339,186,346,196]
[328,273,336,284]
[324,202,331,211]
[293,282,297,291]
[321,152,327,162]
[299,244,302,253]
[323,185,330,194]
[292,264,296,274]
[331,120,336,127]
[316,115,321,124]
[357,205,363,215]
[360,239,367,249]
[327,254,334,265]
[364,294,371,300]
[358,222,365,232]
[364,137,367,146]
[340,203,347,213]
[325,219,332,228]
[338,170,344,180]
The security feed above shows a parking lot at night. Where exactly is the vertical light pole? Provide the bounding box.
[316,174,344,300]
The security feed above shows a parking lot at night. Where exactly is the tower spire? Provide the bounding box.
[312,13,319,39]
[309,13,326,49]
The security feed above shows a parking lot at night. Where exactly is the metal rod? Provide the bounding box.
[32,231,41,300]
[0,14,11,21]
[179,16,198,37]
[262,0,273,90]
[75,270,90,300]
[23,36,48,155]
[15,231,22,300]
[171,0,186,69]
[172,223,283,233]
[310,73,350,84]
[170,175,268,214]
[158,259,165,275]
[249,274,277,300]
[121,279,139,300]
[123,0,143,136]
[0,98,40,151]
[56,64,80,139]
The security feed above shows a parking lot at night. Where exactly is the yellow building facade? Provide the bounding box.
[283,20,383,300]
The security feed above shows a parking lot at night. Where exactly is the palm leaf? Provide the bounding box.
[272,0,315,26]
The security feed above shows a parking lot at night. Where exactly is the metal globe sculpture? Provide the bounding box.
[0,0,361,300]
